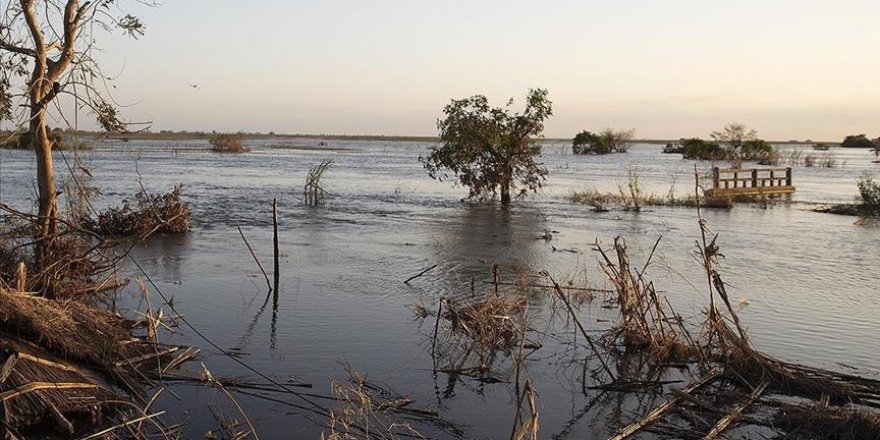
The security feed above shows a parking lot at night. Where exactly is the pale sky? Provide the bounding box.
[94,0,880,140]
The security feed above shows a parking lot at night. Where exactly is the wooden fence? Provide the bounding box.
[706,167,794,197]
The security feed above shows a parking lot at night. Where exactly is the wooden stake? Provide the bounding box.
[272,198,280,294]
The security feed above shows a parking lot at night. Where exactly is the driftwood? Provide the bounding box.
[703,380,768,439]
[608,370,719,440]
[404,264,438,284]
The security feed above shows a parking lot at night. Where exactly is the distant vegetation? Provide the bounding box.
[421,88,552,205]
[663,138,725,160]
[841,134,878,149]
[662,123,774,163]
[209,133,249,153]
[571,128,635,155]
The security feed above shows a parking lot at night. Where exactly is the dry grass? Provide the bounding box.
[597,237,697,364]
[322,369,429,440]
[775,403,880,440]
[441,293,529,372]
[568,188,732,211]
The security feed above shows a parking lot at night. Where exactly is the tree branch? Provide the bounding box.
[46,0,82,81]
[0,40,37,57]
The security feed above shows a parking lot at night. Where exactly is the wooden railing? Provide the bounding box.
[707,167,794,196]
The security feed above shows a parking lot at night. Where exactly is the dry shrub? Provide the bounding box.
[598,237,696,364]
[0,208,121,297]
[442,293,528,372]
[209,133,249,153]
[90,185,192,238]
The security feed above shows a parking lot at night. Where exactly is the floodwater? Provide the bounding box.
[1,140,878,438]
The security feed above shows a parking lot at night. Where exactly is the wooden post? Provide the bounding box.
[751,169,758,188]
[712,167,720,190]
[272,198,280,293]
[785,167,792,186]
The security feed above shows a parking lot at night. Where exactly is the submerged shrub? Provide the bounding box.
[209,133,249,153]
[89,185,192,238]
[858,175,880,217]
[741,139,775,163]
[663,138,725,160]
[572,128,634,155]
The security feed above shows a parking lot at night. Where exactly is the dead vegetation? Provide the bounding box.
[321,368,452,440]
[209,133,250,153]
[595,189,880,439]
[87,185,192,238]
[0,284,198,437]
[304,159,333,206]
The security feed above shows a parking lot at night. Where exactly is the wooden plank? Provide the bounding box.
[706,186,795,197]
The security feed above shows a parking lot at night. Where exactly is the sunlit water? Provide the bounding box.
[1,140,878,438]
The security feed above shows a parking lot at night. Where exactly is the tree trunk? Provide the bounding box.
[499,166,512,205]
[31,83,58,265]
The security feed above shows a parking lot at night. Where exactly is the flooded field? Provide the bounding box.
[1,140,878,438]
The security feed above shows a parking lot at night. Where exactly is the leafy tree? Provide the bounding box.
[0,0,148,264]
[663,138,725,160]
[841,134,875,149]
[421,89,552,205]
[572,128,634,155]
[711,123,757,156]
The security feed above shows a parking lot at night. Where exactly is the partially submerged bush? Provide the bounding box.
[663,138,725,160]
[209,133,249,153]
[572,128,634,155]
[858,175,880,217]
[741,139,774,163]
[841,134,877,149]
[89,185,192,238]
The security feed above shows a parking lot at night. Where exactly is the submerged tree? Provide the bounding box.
[421,88,553,205]
[572,128,635,155]
[0,0,147,264]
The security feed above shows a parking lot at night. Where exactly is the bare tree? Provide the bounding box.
[711,123,757,156]
[0,0,148,264]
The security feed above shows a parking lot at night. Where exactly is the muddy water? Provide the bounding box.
[1,140,878,438]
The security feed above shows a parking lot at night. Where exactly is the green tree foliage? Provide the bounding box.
[663,138,725,160]
[841,134,876,149]
[858,175,880,217]
[572,128,635,155]
[421,89,552,205]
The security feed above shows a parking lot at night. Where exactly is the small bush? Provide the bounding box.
[89,185,192,238]
[209,133,249,153]
[858,176,880,217]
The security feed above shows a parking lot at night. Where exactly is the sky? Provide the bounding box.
[84,0,880,140]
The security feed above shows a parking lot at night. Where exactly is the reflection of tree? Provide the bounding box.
[431,205,547,284]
